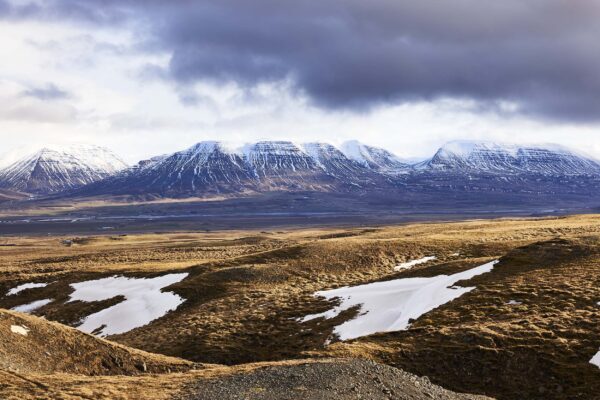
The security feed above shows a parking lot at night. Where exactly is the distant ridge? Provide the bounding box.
[418,141,600,176]
[1,139,600,200]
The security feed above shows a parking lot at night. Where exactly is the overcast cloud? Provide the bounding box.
[4,0,600,120]
[1,0,600,162]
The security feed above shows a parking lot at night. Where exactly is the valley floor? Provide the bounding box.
[0,215,599,399]
[0,191,596,236]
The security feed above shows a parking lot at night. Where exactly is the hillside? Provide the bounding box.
[0,309,490,400]
[0,216,599,399]
[0,145,127,195]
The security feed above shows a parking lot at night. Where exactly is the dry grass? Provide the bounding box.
[1,214,600,399]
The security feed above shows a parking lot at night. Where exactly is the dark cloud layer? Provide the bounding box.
[4,0,600,121]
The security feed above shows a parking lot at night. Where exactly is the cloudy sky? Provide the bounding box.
[1,0,600,163]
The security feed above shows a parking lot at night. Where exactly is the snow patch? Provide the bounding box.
[69,273,188,337]
[7,282,47,296]
[12,298,53,312]
[340,140,373,164]
[394,256,436,271]
[301,260,498,341]
[591,351,600,368]
[506,300,522,305]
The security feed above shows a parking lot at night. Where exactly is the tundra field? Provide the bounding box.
[0,215,599,399]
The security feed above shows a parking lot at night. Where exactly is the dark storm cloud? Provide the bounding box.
[6,0,600,121]
[22,83,71,100]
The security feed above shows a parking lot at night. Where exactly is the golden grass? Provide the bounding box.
[1,214,600,399]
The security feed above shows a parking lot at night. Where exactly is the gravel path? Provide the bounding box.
[177,359,493,400]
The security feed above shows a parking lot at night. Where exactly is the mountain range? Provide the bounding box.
[1,140,599,200]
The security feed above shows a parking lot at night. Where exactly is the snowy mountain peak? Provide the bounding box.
[340,140,408,172]
[424,140,600,175]
[245,141,307,157]
[437,140,582,158]
[0,144,127,194]
[183,141,243,157]
[243,141,324,186]
[301,142,345,165]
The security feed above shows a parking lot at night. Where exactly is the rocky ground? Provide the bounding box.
[177,359,492,400]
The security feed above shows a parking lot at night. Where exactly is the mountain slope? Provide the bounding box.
[77,141,372,197]
[0,309,192,375]
[418,141,600,176]
[245,141,336,190]
[340,140,410,174]
[301,142,384,186]
[144,141,251,194]
[0,145,127,194]
[26,139,600,201]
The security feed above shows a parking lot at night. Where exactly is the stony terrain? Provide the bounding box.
[177,359,492,400]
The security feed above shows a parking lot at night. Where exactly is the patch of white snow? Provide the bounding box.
[7,282,47,296]
[12,298,53,312]
[302,260,498,341]
[591,350,600,368]
[394,256,436,271]
[69,273,188,337]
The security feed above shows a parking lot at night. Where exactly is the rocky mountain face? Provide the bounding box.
[121,141,254,195]
[0,145,127,194]
[406,141,600,198]
[77,140,389,197]
[244,141,335,190]
[3,140,600,200]
[418,141,600,176]
[301,142,383,187]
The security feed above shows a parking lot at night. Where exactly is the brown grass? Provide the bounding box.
[1,214,600,399]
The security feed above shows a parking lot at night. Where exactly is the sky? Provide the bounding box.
[1,0,600,164]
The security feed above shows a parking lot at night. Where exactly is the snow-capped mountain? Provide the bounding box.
[340,140,410,174]
[79,140,352,197]
[83,141,253,196]
[0,144,127,194]
[77,140,408,197]
[419,141,600,176]
[6,138,599,200]
[301,142,383,186]
[244,141,334,190]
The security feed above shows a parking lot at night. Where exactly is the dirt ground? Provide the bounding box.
[0,215,599,399]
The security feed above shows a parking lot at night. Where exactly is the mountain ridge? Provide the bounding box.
[3,139,600,199]
[417,140,600,176]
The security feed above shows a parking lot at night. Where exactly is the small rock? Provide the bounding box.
[10,325,29,336]
[135,362,147,372]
